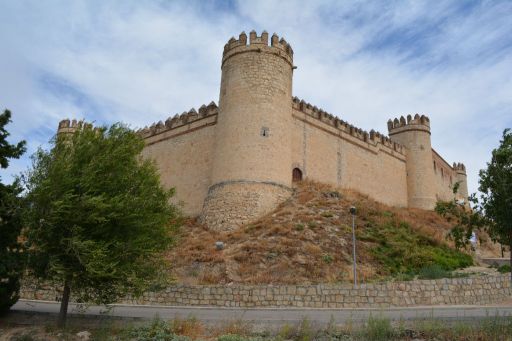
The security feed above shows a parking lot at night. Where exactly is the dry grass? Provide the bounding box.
[167,180,500,285]
[171,316,205,340]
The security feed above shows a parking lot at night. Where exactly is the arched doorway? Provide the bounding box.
[292,168,303,182]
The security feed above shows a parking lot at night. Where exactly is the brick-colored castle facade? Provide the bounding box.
[58,31,468,231]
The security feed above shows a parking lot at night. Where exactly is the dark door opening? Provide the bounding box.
[292,168,303,182]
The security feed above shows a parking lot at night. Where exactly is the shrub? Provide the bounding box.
[128,317,190,341]
[362,316,395,341]
[480,314,512,339]
[216,319,253,338]
[297,317,314,341]
[294,223,305,231]
[321,211,333,218]
[417,265,452,279]
[497,264,511,273]
[322,254,334,264]
[277,323,295,340]
[382,211,393,218]
[393,272,415,281]
[366,220,473,277]
[171,316,204,339]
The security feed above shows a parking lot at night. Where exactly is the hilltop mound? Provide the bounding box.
[168,181,496,285]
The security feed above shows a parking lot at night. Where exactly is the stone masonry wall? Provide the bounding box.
[292,106,408,208]
[141,112,217,216]
[20,274,511,308]
[432,149,458,202]
[201,181,292,230]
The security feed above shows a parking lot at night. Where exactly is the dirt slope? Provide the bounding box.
[167,181,500,285]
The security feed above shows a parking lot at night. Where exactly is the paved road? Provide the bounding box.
[9,300,512,326]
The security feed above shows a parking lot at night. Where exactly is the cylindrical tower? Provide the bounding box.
[201,30,294,230]
[453,162,469,204]
[388,114,437,210]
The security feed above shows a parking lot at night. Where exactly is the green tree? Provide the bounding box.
[0,109,26,314]
[439,129,512,281]
[479,129,512,281]
[435,192,485,250]
[22,122,180,326]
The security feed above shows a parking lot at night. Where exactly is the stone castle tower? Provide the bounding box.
[57,30,469,231]
[201,31,295,228]
[387,115,437,210]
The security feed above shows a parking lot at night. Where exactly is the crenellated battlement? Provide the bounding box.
[292,97,405,155]
[57,118,87,136]
[453,162,466,173]
[138,101,218,139]
[58,118,81,130]
[387,114,430,135]
[222,30,293,66]
[57,119,77,137]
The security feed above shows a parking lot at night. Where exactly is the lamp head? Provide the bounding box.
[350,206,356,215]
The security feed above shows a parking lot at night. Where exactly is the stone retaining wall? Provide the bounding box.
[20,274,511,308]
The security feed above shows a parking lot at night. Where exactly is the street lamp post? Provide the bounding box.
[350,206,357,288]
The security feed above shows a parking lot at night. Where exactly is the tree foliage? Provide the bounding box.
[435,194,485,250]
[436,128,512,280]
[479,129,512,245]
[22,123,180,325]
[479,129,512,278]
[0,109,26,314]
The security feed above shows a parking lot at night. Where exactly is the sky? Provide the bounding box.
[0,0,511,196]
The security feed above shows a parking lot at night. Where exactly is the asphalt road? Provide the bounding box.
[9,299,512,326]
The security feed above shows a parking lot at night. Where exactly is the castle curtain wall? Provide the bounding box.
[291,107,408,207]
[134,99,464,219]
[139,99,410,218]
[141,116,217,216]
[432,149,458,202]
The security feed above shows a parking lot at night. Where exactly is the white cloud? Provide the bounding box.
[0,0,510,196]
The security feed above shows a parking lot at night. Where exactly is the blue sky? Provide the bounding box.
[1,0,511,195]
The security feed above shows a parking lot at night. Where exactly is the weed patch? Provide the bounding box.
[322,254,333,264]
[361,315,395,341]
[364,220,472,277]
[498,264,511,273]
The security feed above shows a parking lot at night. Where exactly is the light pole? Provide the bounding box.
[350,206,357,288]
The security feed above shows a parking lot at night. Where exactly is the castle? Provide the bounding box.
[58,31,469,231]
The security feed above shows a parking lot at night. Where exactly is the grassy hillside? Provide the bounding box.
[168,181,477,285]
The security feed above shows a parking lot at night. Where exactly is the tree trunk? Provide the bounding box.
[57,280,71,328]
[509,241,512,284]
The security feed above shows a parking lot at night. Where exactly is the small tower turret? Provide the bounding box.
[453,162,469,204]
[388,114,437,210]
[201,31,294,230]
